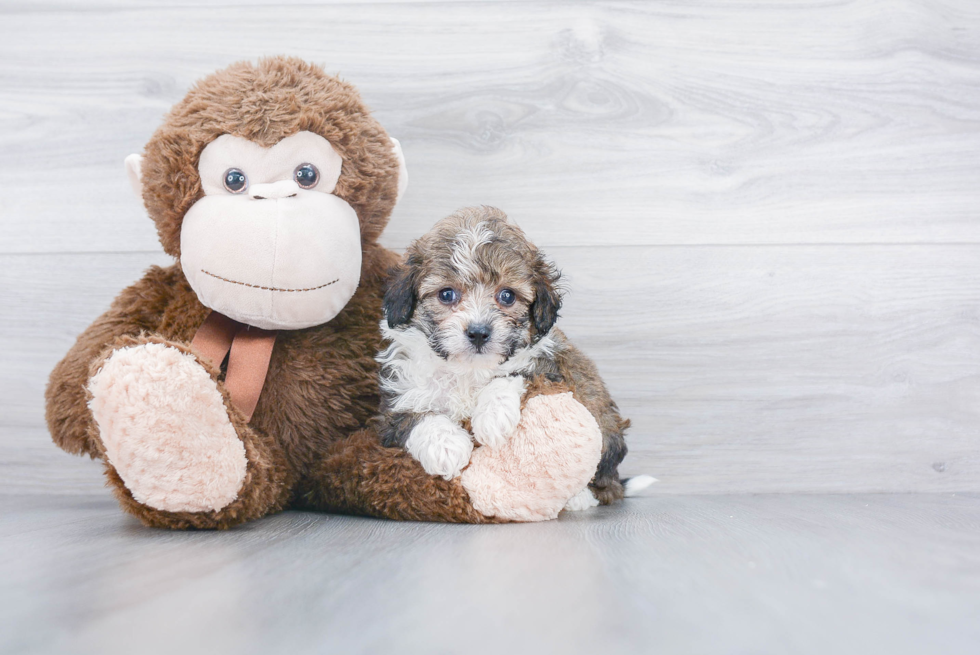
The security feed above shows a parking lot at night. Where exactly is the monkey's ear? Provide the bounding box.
[390,138,408,204]
[531,259,563,338]
[124,154,144,200]
[383,262,417,328]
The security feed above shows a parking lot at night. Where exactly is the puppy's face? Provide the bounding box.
[384,208,561,365]
[416,253,534,363]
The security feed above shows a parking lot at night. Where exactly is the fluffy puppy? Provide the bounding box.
[376,206,645,508]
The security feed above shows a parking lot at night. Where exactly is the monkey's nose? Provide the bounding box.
[466,324,492,348]
[249,180,300,200]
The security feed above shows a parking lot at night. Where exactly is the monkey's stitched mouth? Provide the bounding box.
[201,269,339,293]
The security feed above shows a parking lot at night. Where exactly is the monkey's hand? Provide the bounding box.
[471,375,525,449]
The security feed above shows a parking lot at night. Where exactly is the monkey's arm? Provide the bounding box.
[301,427,502,522]
[45,264,182,458]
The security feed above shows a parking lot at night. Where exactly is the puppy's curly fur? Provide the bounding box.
[376,207,630,504]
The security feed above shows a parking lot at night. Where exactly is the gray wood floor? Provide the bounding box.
[3,494,979,655]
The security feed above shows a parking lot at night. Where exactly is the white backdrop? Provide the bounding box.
[2,0,979,494]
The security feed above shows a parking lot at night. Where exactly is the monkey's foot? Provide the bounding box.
[88,342,247,513]
[460,392,602,522]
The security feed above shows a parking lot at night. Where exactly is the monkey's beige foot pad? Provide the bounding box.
[460,392,602,522]
[88,343,247,513]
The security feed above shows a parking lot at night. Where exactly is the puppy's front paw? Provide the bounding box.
[471,376,525,448]
[405,415,474,480]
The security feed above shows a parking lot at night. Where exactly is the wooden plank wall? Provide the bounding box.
[2,0,979,495]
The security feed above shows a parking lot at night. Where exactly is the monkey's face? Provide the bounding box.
[179,132,362,330]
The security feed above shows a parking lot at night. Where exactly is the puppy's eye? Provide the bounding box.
[294,163,319,189]
[438,288,458,305]
[223,168,248,194]
[496,288,516,306]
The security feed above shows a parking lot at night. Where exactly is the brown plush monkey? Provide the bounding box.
[45,57,602,529]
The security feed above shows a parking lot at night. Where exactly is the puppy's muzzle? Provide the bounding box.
[465,323,492,349]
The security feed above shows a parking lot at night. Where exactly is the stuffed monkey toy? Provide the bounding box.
[45,57,602,529]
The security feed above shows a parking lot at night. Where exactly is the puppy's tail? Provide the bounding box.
[622,475,657,497]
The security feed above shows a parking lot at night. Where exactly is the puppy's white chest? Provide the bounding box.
[377,322,554,423]
[422,367,491,422]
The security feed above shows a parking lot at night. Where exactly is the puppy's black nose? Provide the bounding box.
[466,324,492,348]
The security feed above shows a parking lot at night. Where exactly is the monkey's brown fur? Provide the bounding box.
[45,58,500,529]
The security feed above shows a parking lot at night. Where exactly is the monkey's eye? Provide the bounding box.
[294,163,320,189]
[496,288,517,306]
[438,288,458,305]
[222,168,248,194]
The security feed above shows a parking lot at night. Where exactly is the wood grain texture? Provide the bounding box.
[4,245,978,494]
[1,0,978,495]
[1,1,979,253]
[2,493,978,655]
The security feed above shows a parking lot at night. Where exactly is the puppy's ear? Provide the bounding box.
[531,256,563,338]
[383,261,417,328]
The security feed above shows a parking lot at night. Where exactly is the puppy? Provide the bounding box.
[376,206,649,508]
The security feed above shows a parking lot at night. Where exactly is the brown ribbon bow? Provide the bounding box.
[190,311,277,422]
